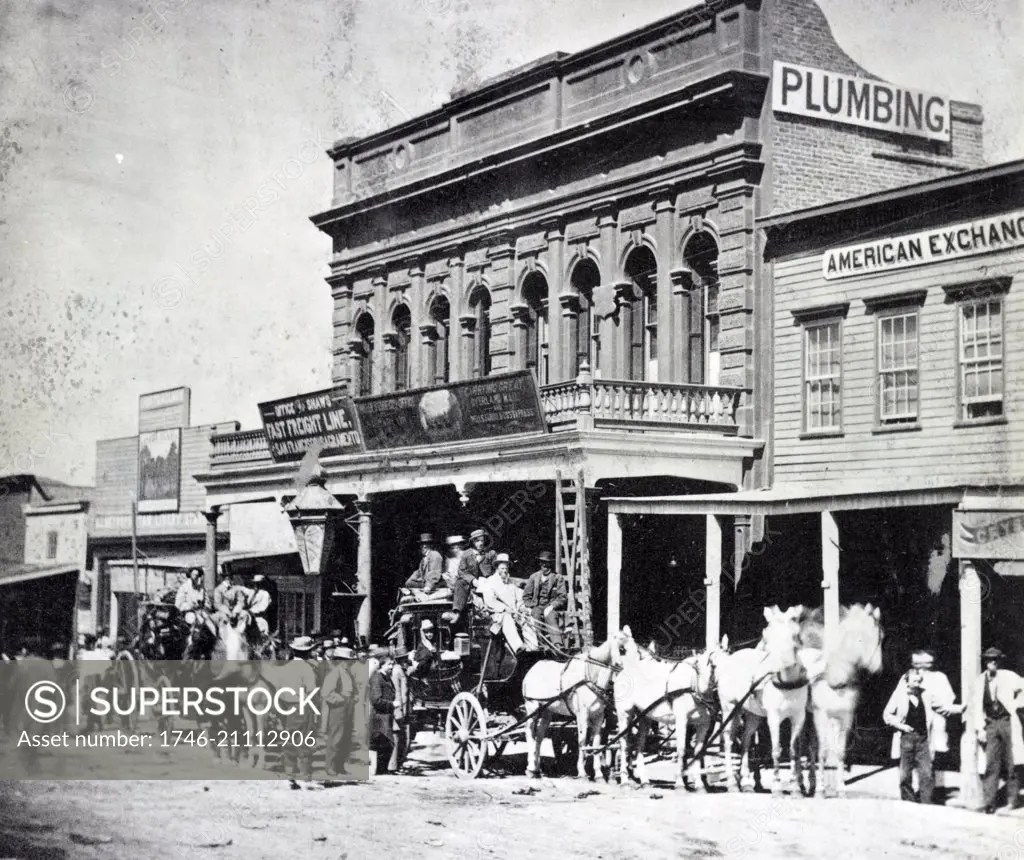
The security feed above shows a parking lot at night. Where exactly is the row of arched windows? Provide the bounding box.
[349,234,720,396]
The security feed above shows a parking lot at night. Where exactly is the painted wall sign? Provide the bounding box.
[772,61,950,143]
[137,428,181,513]
[355,371,546,451]
[138,386,190,433]
[954,510,1024,561]
[822,208,1024,280]
[258,388,363,463]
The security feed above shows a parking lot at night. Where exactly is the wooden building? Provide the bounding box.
[608,159,1024,805]
[197,0,985,651]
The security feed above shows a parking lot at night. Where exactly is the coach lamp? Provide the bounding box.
[285,472,346,576]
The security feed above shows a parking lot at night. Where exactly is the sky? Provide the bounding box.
[0,0,1021,486]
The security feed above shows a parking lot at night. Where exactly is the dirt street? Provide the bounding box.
[1,766,1022,860]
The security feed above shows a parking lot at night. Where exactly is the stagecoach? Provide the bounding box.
[388,598,582,779]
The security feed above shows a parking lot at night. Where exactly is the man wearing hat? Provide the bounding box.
[973,646,1024,812]
[445,529,496,628]
[280,636,320,788]
[479,553,534,653]
[321,649,358,778]
[248,575,274,638]
[175,567,211,631]
[404,533,446,596]
[443,535,466,589]
[523,550,567,650]
[883,650,963,804]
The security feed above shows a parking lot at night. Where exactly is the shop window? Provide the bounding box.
[46,530,58,560]
[959,297,1004,421]
[804,320,843,432]
[877,311,920,425]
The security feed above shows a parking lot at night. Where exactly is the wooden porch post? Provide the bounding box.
[203,508,221,596]
[607,511,623,634]
[705,514,722,650]
[355,496,372,644]
[959,559,983,809]
[821,511,840,651]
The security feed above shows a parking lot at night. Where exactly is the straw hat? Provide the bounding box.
[289,636,316,653]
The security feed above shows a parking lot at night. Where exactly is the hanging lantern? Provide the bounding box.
[285,472,344,575]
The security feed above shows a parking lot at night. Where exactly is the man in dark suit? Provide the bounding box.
[523,550,567,650]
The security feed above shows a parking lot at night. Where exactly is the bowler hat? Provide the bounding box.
[252,574,266,583]
[418,533,436,544]
[290,635,316,653]
[537,550,555,564]
[983,647,1006,661]
[495,553,510,564]
[446,535,465,546]
[470,529,486,541]
[420,618,435,630]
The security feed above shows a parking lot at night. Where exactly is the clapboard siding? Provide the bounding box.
[773,241,1024,485]
[92,424,235,523]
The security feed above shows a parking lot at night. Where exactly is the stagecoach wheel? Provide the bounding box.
[155,674,175,734]
[445,692,488,780]
[114,651,139,733]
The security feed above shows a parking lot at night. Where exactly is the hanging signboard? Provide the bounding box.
[258,388,363,463]
[355,371,546,451]
[821,208,1024,280]
[772,61,950,143]
[953,510,1024,561]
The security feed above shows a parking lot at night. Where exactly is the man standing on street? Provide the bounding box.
[883,659,963,804]
[523,550,567,651]
[974,647,1024,813]
[279,636,319,790]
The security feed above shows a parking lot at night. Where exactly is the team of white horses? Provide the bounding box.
[522,603,884,797]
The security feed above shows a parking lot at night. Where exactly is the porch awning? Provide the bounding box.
[0,562,80,587]
[105,550,300,571]
[605,480,978,517]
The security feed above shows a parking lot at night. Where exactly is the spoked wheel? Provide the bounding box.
[114,651,139,732]
[445,692,488,779]
[155,673,175,734]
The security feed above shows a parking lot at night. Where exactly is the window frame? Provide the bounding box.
[792,302,849,438]
[945,277,1011,427]
[864,290,927,431]
[46,530,58,560]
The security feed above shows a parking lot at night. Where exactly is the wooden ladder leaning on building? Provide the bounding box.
[555,469,594,651]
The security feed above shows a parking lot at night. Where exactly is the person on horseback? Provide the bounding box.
[175,567,215,636]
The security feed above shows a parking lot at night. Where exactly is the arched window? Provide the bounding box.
[683,232,720,385]
[469,286,492,378]
[355,313,374,396]
[427,295,451,385]
[623,247,658,382]
[569,259,600,379]
[521,273,549,385]
[392,305,412,391]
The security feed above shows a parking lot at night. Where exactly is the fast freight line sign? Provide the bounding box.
[772,61,950,143]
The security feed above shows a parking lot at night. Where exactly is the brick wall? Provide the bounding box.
[768,0,985,214]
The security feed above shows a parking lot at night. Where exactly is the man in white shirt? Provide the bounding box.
[443,535,465,589]
[479,554,534,653]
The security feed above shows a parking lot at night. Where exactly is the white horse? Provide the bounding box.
[614,627,722,789]
[715,605,806,792]
[798,604,884,798]
[522,632,626,780]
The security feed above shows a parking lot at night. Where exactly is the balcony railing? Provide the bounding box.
[209,377,742,467]
[541,377,741,433]
[210,429,271,466]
